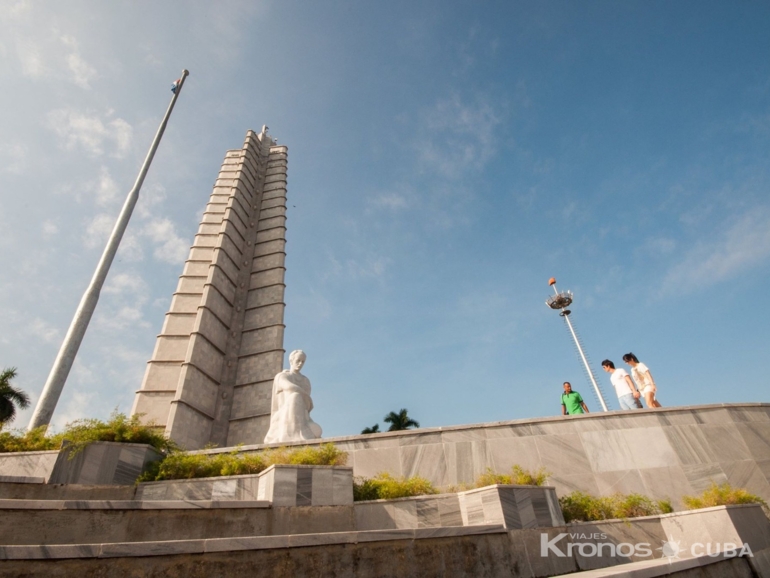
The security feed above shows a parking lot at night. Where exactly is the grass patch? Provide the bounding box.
[683,482,767,512]
[353,473,438,501]
[140,443,348,482]
[559,491,673,522]
[0,412,175,455]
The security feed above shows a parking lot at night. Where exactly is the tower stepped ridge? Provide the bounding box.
[131,128,288,449]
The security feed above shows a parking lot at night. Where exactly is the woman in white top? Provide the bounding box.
[622,352,662,408]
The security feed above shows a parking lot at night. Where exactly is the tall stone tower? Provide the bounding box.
[131,128,288,450]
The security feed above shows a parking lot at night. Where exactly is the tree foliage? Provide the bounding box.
[361,423,380,434]
[0,368,30,425]
[383,408,419,431]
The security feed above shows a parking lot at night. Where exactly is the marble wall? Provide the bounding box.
[1,504,768,578]
[136,464,353,507]
[205,404,770,509]
[0,451,58,482]
[355,484,564,531]
[48,442,161,486]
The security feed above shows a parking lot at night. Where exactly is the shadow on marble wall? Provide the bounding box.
[48,441,161,485]
[0,450,59,482]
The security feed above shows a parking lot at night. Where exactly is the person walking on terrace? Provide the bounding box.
[623,352,662,409]
[561,382,590,415]
[601,359,642,410]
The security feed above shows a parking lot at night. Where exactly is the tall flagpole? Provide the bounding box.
[28,69,190,431]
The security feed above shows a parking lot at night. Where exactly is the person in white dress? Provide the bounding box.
[623,352,662,409]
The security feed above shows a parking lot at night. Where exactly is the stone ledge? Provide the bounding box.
[0,476,44,484]
[195,402,770,454]
[136,465,354,507]
[0,499,271,510]
[0,525,506,560]
[574,551,755,577]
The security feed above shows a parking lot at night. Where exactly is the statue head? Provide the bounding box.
[289,349,306,372]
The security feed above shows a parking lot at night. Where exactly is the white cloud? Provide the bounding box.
[116,232,144,262]
[136,183,167,219]
[96,272,151,331]
[4,16,97,88]
[347,255,390,279]
[95,305,147,331]
[27,317,60,344]
[662,208,770,294]
[416,93,503,179]
[60,35,96,89]
[323,251,389,282]
[83,213,143,261]
[110,119,132,156]
[642,236,676,255]
[0,1,31,19]
[0,143,27,174]
[16,38,46,79]
[89,166,119,206]
[42,219,58,238]
[143,218,189,264]
[104,272,148,297]
[50,387,95,431]
[48,109,133,158]
[370,192,408,211]
[83,213,114,248]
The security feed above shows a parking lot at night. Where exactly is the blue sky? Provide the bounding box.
[1,1,769,438]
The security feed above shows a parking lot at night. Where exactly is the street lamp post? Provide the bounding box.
[545,277,609,412]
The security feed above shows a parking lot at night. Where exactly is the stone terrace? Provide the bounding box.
[198,403,770,509]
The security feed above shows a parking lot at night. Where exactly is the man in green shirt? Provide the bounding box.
[561,382,589,415]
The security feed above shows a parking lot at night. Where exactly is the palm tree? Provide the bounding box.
[383,408,419,432]
[361,423,380,434]
[0,368,30,425]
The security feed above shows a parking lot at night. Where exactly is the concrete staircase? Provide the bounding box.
[1,470,770,576]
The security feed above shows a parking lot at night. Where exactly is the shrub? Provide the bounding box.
[683,482,767,512]
[559,491,672,522]
[55,412,177,455]
[353,473,438,501]
[512,465,549,486]
[473,465,550,488]
[0,425,58,452]
[261,443,348,467]
[0,412,175,455]
[141,443,347,482]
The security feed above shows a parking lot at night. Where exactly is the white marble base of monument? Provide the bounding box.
[48,442,162,486]
[257,464,351,506]
[0,450,59,483]
[136,464,353,507]
[458,484,565,528]
[355,484,564,531]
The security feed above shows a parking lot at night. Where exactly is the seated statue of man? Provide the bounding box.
[263,350,322,444]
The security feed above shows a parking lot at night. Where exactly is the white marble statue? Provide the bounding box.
[263,350,322,444]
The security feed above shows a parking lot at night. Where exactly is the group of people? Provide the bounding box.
[560,352,662,415]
